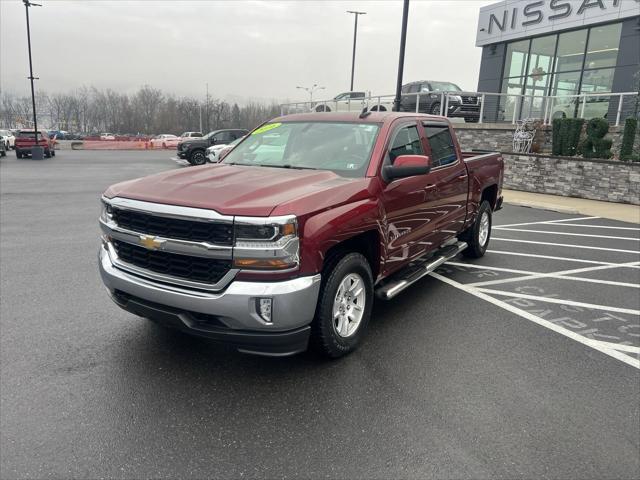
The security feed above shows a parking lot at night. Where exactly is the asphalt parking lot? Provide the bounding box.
[1,150,639,479]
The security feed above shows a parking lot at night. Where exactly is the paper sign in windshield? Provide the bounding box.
[252,123,282,135]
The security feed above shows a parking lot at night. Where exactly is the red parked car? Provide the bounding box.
[15,129,56,158]
[99,112,503,358]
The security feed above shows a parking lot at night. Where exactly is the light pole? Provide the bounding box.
[347,10,366,92]
[296,84,325,105]
[393,0,410,112]
[23,0,42,158]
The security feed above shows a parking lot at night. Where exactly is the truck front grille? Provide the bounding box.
[113,239,231,284]
[113,208,233,245]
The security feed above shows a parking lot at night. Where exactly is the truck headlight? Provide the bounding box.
[100,198,114,223]
[233,216,299,270]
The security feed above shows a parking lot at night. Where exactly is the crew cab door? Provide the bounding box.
[380,121,440,276]
[421,121,469,241]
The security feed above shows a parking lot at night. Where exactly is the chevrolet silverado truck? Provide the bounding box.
[99,112,503,358]
[15,129,56,158]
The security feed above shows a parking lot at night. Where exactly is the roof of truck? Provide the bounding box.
[271,112,445,124]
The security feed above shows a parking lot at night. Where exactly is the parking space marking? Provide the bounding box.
[538,224,640,231]
[446,262,540,276]
[430,272,640,369]
[594,341,640,354]
[493,228,640,242]
[486,250,639,266]
[492,238,640,254]
[496,216,600,228]
[467,261,640,288]
[474,288,640,316]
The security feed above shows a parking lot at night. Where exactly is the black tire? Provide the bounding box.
[16,150,22,159]
[51,150,56,157]
[44,149,51,158]
[430,102,441,115]
[315,105,331,112]
[189,149,206,166]
[310,252,374,358]
[461,200,492,258]
[0,149,5,157]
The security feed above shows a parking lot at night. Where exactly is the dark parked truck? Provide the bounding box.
[99,112,503,357]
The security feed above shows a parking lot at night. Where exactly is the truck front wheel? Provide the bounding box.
[311,252,373,358]
[461,200,492,258]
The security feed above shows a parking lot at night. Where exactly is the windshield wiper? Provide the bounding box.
[261,164,318,170]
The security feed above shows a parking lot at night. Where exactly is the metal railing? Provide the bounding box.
[280,91,639,126]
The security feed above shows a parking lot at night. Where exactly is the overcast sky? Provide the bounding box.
[1,0,494,103]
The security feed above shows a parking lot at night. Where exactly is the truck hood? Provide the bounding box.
[103,164,373,217]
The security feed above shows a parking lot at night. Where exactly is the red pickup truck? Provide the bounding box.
[15,129,56,158]
[99,112,503,357]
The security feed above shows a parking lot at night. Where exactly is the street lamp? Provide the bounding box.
[23,0,42,159]
[393,0,410,112]
[347,10,366,92]
[296,84,325,104]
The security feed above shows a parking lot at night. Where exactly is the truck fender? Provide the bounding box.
[300,199,385,278]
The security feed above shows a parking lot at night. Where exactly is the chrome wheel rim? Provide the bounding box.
[479,211,490,246]
[333,273,366,338]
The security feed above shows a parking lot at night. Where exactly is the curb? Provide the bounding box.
[503,199,580,214]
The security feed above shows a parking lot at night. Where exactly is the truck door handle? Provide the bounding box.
[424,184,436,190]
[457,174,468,180]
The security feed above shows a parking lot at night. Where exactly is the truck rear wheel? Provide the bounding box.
[16,150,22,159]
[311,252,373,358]
[461,200,492,258]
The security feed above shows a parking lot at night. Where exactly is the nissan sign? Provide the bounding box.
[476,0,640,46]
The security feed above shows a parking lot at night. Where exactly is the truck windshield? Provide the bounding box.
[223,122,380,178]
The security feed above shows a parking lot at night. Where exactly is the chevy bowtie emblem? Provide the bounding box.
[139,235,165,250]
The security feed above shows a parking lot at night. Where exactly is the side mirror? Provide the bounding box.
[383,155,431,181]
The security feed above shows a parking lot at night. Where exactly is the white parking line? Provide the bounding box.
[545,216,601,223]
[493,228,640,242]
[537,223,640,231]
[467,261,640,288]
[486,250,640,267]
[492,238,640,254]
[496,216,599,228]
[593,341,640,355]
[430,272,639,369]
[474,288,640,316]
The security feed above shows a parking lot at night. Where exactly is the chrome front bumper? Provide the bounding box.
[99,244,321,333]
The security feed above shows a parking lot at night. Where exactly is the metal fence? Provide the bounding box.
[280,91,639,126]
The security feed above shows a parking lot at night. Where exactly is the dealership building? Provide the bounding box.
[475,0,640,121]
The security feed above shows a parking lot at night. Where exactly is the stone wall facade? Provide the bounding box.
[502,153,640,205]
[452,122,635,156]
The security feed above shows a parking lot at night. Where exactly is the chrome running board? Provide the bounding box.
[375,241,467,300]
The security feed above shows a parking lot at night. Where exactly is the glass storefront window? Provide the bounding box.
[551,71,581,97]
[580,68,615,93]
[504,40,530,78]
[528,35,556,77]
[585,23,622,69]
[555,29,588,73]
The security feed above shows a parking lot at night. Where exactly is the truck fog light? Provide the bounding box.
[256,298,273,323]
